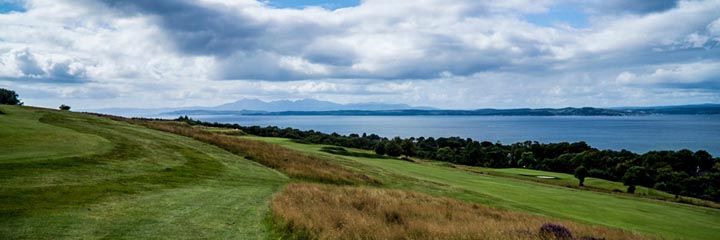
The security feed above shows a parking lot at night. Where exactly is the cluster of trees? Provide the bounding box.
[176,116,720,202]
[0,88,22,105]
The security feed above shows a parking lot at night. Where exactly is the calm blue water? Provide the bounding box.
[188,115,720,155]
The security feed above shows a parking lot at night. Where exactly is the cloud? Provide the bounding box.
[13,49,45,77]
[1,0,719,109]
[97,0,267,56]
[592,0,679,14]
[615,62,720,89]
[0,49,88,83]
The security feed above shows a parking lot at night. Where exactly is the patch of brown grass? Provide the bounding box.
[271,183,652,240]
[97,114,377,185]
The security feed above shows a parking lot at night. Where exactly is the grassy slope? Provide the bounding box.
[248,136,720,240]
[0,106,287,239]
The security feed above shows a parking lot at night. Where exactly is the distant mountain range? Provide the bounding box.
[165,104,720,117]
[211,98,434,112]
[84,98,434,117]
[85,99,720,117]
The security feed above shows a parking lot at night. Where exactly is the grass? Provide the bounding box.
[0,106,112,163]
[271,183,649,240]
[103,117,378,185]
[433,164,720,209]
[0,106,287,239]
[247,136,720,240]
[3,105,719,240]
[194,125,247,135]
[459,167,671,196]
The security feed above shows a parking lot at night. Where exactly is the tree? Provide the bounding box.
[374,141,386,155]
[59,104,71,111]
[436,147,455,163]
[574,166,589,186]
[622,166,649,193]
[518,152,535,168]
[0,88,22,105]
[385,141,403,157]
[401,139,417,157]
[695,150,715,172]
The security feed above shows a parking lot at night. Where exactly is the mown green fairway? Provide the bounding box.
[462,167,675,198]
[0,106,287,239]
[246,136,720,240]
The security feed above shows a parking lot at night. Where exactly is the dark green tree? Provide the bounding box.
[462,141,483,166]
[0,88,22,105]
[436,147,455,163]
[374,141,386,155]
[518,152,535,168]
[385,141,403,157]
[574,166,589,186]
[695,150,715,172]
[401,139,417,157]
[59,104,71,111]
[622,166,649,193]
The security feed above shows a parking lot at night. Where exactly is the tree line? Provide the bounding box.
[175,116,720,202]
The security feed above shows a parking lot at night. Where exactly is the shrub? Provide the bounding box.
[59,104,71,111]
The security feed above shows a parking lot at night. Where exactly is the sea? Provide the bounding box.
[182,114,720,156]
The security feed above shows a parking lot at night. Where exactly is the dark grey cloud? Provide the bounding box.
[14,49,44,76]
[99,0,266,56]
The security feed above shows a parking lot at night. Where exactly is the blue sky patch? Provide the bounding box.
[524,4,588,28]
[0,1,25,14]
[266,0,360,10]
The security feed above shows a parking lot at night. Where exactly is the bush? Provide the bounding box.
[59,104,71,111]
[539,223,573,240]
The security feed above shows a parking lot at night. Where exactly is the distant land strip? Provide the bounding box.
[164,104,720,116]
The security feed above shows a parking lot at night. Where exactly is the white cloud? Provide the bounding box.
[615,62,720,88]
[0,0,718,109]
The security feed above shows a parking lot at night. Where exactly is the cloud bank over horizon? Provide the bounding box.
[1,0,719,109]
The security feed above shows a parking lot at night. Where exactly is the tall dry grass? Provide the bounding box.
[271,183,653,240]
[98,115,378,185]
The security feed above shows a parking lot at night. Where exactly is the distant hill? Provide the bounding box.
[211,98,433,111]
[86,99,433,117]
[88,101,720,117]
[166,104,720,116]
[236,107,634,116]
[618,104,720,115]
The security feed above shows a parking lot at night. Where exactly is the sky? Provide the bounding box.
[0,0,719,109]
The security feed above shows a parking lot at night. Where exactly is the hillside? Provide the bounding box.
[247,136,720,240]
[0,106,287,239]
[2,106,719,239]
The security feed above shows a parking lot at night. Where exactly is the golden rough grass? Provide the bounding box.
[98,115,378,185]
[271,183,653,240]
